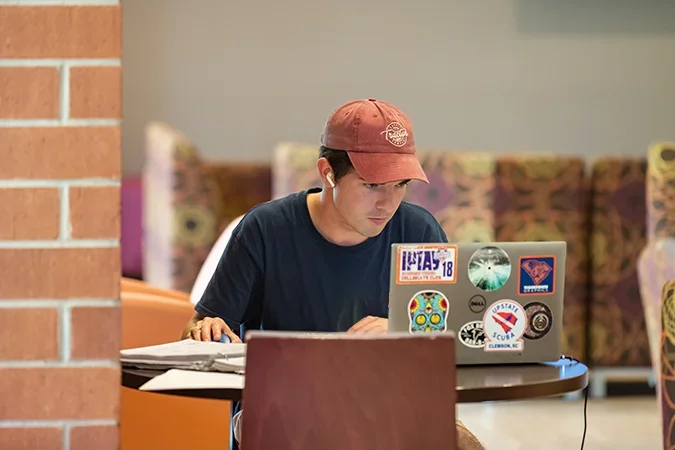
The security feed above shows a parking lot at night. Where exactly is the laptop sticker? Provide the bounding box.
[396,244,458,285]
[467,246,512,292]
[408,290,449,334]
[458,320,485,348]
[482,299,526,352]
[468,294,486,313]
[518,256,556,296]
[524,302,553,340]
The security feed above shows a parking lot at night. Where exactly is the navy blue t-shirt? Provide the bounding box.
[195,187,448,337]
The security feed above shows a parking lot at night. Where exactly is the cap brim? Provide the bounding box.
[347,151,429,184]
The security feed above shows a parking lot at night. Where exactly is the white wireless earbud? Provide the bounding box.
[326,172,336,188]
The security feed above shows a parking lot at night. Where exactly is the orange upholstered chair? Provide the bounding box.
[119,291,231,450]
[121,277,191,302]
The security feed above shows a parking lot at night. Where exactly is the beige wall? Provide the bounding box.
[122,0,675,175]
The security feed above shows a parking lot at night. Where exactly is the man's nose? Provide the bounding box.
[376,189,397,211]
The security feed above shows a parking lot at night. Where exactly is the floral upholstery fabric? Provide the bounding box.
[493,156,589,360]
[641,238,675,430]
[588,157,649,366]
[272,142,322,199]
[647,142,675,240]
[406,152,495,242]
[661,280,675,450]
[143,122,221,293]
[203,162,271,233]
[639,244,664,378]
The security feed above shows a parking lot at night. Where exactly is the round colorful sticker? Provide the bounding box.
[408,290,449,334]
[459,320,485,349]
[483,299,526,352]
[524,302,553,340]
[468,246,512,292]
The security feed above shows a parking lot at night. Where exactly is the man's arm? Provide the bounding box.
[185,217,264,342]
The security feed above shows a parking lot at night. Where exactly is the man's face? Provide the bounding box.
[331,170,410,238]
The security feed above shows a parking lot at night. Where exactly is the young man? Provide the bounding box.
[183,98,447,342]
[183,98,485,449]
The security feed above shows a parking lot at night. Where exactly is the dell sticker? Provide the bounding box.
[518,256,556,295]
[483,299,526,352]
[396,244,458,284]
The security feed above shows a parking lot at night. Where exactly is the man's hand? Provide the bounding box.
[347,316,388,334]
[183,316,242,343]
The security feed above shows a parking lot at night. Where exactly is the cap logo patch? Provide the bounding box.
[380,122,408,147]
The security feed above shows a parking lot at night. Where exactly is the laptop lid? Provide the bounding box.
[387,241,567,365]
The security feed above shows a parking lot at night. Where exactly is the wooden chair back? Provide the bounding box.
[240,332,458,450]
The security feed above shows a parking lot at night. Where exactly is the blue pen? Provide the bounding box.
[219,334,231,344]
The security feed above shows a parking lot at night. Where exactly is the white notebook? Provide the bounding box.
[120,339,247,373]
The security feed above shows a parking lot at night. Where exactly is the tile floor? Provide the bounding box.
[456,396,661,449]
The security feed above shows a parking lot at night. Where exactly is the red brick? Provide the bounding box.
[0,188,60,240]
[70,66,121,119]
[0,308,59,360]
[0,248,119,299]
[0,427,62,450]
[0,127,120,180]
[0,6,121,59]
[70,307,120,359]
[0,367,119,420]
[0,67,59,119]
[70,186,120,239]
[70,425,118,450]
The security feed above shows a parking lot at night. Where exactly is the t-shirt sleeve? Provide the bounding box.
[194,219,263,334]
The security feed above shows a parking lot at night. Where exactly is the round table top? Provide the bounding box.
[122,357,588,403]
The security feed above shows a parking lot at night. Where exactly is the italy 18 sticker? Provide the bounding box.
[396,244,458,285]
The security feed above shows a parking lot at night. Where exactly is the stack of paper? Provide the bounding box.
[139,369,245,392]
[120,339,247,373]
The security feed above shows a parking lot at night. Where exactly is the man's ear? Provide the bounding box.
[317,157,335,188]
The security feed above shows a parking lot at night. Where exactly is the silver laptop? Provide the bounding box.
[388,241,566,365]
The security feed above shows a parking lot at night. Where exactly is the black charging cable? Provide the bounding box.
[559,354,588,450]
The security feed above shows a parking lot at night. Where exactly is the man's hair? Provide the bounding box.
[319,146,354,182]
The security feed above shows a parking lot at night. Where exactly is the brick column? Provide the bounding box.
[0,3,122,450]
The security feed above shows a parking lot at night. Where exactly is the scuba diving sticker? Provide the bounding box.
[482,299,526,352]
[408,290,449,334]
[396,244,458,285]
[467,246,512,292]
[518,255,556,296]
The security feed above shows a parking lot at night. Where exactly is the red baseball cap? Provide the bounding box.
[320,98,429,184]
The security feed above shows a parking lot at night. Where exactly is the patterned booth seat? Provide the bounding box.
[639,143,675,368]
[272,142,322,198]
[143,122,270,293]
[637,142,675,446]
[406,152,496,242]
[588,157,649,367]
[493,155,589,360]
[660,280,675,449]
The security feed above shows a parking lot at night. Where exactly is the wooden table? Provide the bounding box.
[122,357,588,403]
[122,357,587,450]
